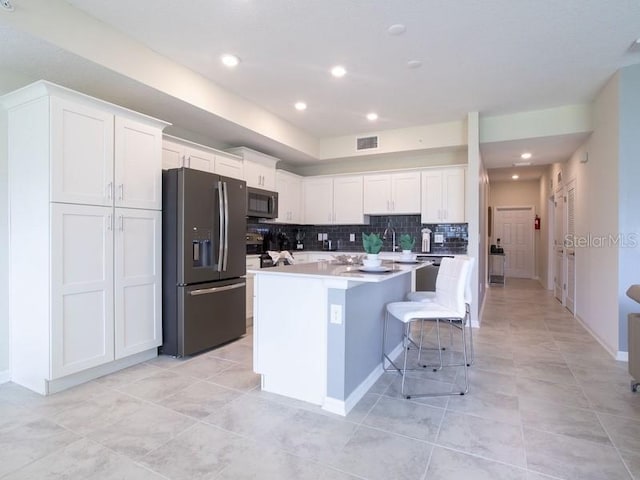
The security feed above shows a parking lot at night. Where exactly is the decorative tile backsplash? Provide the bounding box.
[248,215,467,254]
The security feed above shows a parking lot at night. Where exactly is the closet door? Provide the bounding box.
[51,203,114,378]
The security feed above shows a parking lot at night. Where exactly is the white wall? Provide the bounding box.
[0,104,8,377]
[538,167,552,289]
[550,73,620,356]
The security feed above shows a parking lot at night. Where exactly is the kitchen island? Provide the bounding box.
[249,260,428,415]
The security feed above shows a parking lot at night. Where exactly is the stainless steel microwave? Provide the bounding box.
[247,187,278,218]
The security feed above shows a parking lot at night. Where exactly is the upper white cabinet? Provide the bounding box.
[303,175,367,225]
[50,98,163,210]
[214,153,244,180]
[162,137,244,180]
[2,81,169,394]
[227,147,278,190]
[51,97,114,207]
[114,117,163,210]
[274,170,302,223]
[363,171,421,214]
[421,167,466,223]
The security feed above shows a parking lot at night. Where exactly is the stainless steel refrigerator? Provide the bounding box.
[162,167,247,356]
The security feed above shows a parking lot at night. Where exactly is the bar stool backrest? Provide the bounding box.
[434,257,470,318]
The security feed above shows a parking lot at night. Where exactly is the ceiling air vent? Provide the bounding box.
[356,135,379,151]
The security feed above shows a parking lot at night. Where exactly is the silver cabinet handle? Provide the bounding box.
[189,282,246,296]
[107,182,113,201]
[119,215,124,231]
[107,214,112,231]
[118,184,124,200]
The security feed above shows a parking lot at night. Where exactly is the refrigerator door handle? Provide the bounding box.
[189,282,246,296]
[223,181,230,271]
[217,180,224,272]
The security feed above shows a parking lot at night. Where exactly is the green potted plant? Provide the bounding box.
[362,233,383,266]
[399,234,415,260]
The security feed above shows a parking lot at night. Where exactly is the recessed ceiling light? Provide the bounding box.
[294,102,307,111]
[407,60,423,69]
[520,152,532,159]
[331,65,347,78]
[512,174,519,180]
[366,112,378,121]
[387,24,406,35]
[221,54,240,68]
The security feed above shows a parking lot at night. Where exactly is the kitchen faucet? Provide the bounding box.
[383,223,397,252]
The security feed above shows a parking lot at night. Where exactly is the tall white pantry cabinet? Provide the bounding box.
[2,81,169,395]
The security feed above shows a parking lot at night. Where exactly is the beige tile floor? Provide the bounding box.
[1,278,639,479]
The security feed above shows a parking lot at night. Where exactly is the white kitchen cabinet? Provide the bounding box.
[302,175,367,225]
[51,203,115,378]
[227,147,278,190]
[163,136,244,179]
[363,171,421,214]
[245,256,261,324]
[51,97,114,207]
[162,138,214,173]
[214,152,244,180]
[274,170,302,223]
[420,167,466,223]
[114,208,162,359]
[2,81,169,395]
[115,117,163,210]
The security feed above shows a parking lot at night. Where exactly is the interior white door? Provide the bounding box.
[51,203,114,379]
[495,207,534,278]
[114,208,162,359]
[554,188,565,303]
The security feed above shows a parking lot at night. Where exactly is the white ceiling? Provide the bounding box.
[2,0,640,169]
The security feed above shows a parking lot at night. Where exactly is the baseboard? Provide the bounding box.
[0,370,10,384]
[323,341,403,417]
[616,351,629,362]
[574,313,626,362]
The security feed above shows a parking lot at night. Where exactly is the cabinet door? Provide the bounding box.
[303,178,333,224]
[51,97,114,206]
[274,171,302,223]
[363,174,392,214]
[214,154,244,180]
[162,140,185,170]
[333,175,364,224]
[185,146,215,172]
[244,160,276,190]
[51,203,114,379]
[442,167,466,222]
[114,208,162,359]
[391,172,421,214]
[114,117,163,210]
[421,170,444,223]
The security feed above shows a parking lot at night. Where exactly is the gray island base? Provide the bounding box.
[250,261,426,415]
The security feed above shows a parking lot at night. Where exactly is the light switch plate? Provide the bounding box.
[349,233,355,242]
[434,233,444,244]
[330,304,343,325]
[317,233,323,241]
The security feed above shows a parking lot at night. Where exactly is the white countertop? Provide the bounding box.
[248,259,429,283]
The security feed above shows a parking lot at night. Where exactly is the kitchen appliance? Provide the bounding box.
[277,231,291,251]
[162,167,247,357]
[295,229,305,250]
[246,232,264,254]
[421,228,432,253]
[247,186,278,218]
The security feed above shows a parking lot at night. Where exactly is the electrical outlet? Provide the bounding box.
[434,233,444,244]
[330,304,343,325]
[317,233,323,241]
[322,233,328,241]
[349,233,355,242]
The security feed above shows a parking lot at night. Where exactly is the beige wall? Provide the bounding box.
[0,105,8,375]
[489,179,541,278]
[538,167,553,289]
